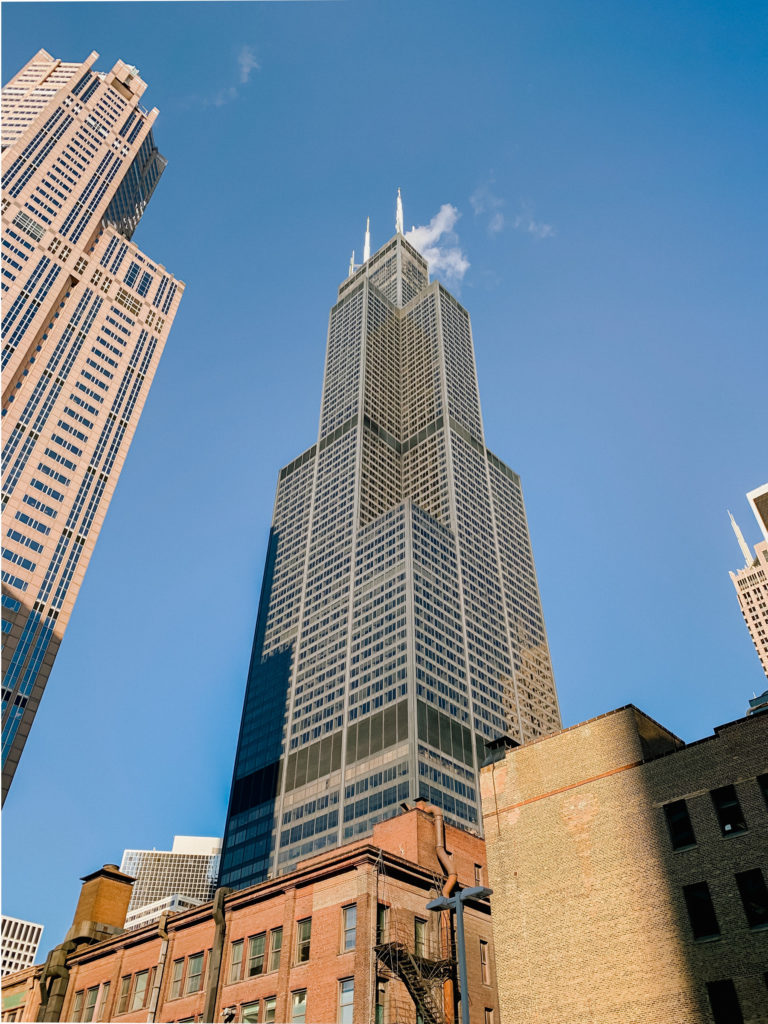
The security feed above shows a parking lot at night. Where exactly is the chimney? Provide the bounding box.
[66,864,134,944]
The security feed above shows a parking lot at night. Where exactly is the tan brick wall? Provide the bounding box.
[482,706,768,1024]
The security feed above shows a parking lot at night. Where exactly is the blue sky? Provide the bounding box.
[2,0,766,952]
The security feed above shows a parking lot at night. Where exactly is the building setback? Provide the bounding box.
[729,484,768,681]
[1,805,499,1024]
[481,705,768,1024]
[1,916,43,978]
[1,50,184,801]
[221,204,559,889]
[120,836,222,930]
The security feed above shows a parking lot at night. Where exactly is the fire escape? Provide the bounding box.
[375,938,453,1024]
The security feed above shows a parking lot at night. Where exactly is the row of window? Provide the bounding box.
[682,868,768,939]
[663,776,768,849]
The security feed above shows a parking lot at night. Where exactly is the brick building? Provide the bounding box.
[480,705,768,1024]
[1,805,498,1024]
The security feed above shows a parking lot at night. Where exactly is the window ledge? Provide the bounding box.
[719,829,749,839]
[693,934,721,944]
[749,922,768,932]
[672,844,697,853]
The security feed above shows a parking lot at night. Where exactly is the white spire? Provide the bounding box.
[729,510,754,568]
[363,217,370,262]
[348,250,355,277]
[396,187,404,235]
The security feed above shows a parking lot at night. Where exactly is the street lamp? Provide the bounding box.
[427,885,493,1024]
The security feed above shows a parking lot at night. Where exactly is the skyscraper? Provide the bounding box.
[220,202,559,889]
[729,484,768,680]
[1,50,184,801]
[119,835,222,930]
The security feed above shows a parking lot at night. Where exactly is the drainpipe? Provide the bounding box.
[146,912,170,1023]
[202,887,232,1024]
[417,802,458,1023]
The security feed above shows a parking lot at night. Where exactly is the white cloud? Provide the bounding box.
[238,46,260,84]
[405,204,470,283]
[470,181,505,234]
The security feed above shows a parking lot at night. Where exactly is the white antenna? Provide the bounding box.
[348,250,355,277]
[729,510,754,568]
[396,187,404,235]
[363,217,371,262]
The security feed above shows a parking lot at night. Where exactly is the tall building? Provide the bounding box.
[120,836,221,929]
[481,705,768,1024]
[728,483,768,680]
[1,915,43,977]
[220,201,560,889]
[1,50,184,801]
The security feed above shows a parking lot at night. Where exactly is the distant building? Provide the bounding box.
[480,705,768,1024]
[747,689,768,716]
[2,806,498,1024]
[119,836,221,929]
[1,915,43,977]
[729,485,768,680]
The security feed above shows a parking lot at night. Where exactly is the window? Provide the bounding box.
[83,985,99,1021]
[711,785,747,836]
[414,917,426,958]
[342,905,357,951]
[241,1001,260,1023]
[295,919,311,963]
[248,933,266,976]
[170,959,184,999]
[117,976,131,1014]
[375,981,387,1024]
[130,971,149,1011]
[758,773,768,811]
[264,996,277,1022]
[706,980,744,1024]
[72,992,84,1022]
[663,800,696,849]
[480,940,490,984]
[96,983,110,1021]
[339,978,354,1024]
[186,953,204,994]
[484,1011,494,1024]
[376,904,389,944]
[735,868,768,928]
[229,939,244,983]
[291,990,307,1023]
[474,863,483,885]
[682,882,720,940]
[269,927,283,972]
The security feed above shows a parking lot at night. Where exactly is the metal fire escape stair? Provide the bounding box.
[375,941,451,1024]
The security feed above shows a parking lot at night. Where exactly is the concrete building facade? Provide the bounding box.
[1,916,43,978]
[221,208,559,890]
[1,806,498,1024]
[120,836,222,930]
[481,705,768,1024]
[1,50,184,801]
[730,485,768,681]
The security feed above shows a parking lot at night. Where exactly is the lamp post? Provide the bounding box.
[426,885,493,1024]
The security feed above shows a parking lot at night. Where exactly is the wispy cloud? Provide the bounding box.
[512,203,555,240]
[202,45,260,108]
[238,46,260,85]
[470,181,505,235]
[471,179,555,240]
[405,204,470,283]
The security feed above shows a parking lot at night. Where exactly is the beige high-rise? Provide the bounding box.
[729,484,768,681]
[1,50,184,801]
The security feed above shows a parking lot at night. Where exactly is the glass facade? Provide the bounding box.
[220,232,559,888]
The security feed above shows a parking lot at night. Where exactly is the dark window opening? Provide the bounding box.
[735,868,768,928]
[706,980,743,1024]
[711,785,747,836]
[682,882,720,940]
[663,799,696,849]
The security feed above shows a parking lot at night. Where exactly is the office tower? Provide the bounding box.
[220,202,560,889]
[729,484,768,680]
[1,915,43,977]
[1,50,184,800]
[120,836,221,929]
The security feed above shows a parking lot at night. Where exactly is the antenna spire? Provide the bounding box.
[396,187,404,235]
[348,250,355,277]
[363,217,371,262]
[729,510,754,568]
